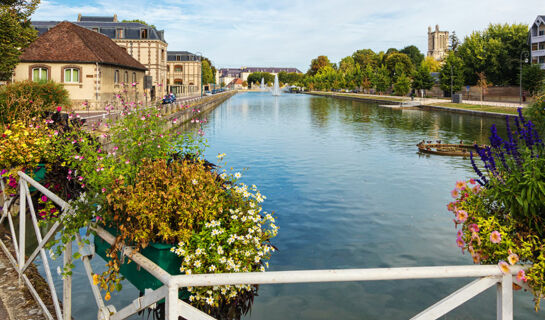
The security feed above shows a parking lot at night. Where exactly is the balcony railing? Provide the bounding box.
[0,172,531,320]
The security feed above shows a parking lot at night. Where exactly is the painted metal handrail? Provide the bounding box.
[0,171,530,320]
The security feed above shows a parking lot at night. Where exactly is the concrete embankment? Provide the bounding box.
[166,90,237,124]
[306,91,516,118]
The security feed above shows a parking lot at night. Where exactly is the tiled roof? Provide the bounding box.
[79,16,115,22]
[167,51,199,62]
[20,21,147,71]
[219,67,302,76]
[32,21,166,42]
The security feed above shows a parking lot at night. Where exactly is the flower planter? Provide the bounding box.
[94,229,190,298]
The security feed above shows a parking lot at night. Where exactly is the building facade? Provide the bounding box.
[13,22,146,109]
[427,25,449,61]
[218,67,302,86]
[530,15,545,69]
[32,15,168,100]
[166,51,201,97]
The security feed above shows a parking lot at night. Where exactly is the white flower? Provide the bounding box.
[260,266,265,272]
[56,266,62,275]
[194,260,202,268]
[205,296,214,305]
[217,246,224,255]
[209,265,216,272]
[220,173,227,179]
[192,179,198,185]
[195,248,203,256]
[234,172,241,179]
[189,295,195,301]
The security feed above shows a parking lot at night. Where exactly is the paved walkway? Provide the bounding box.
[321,92,527,108]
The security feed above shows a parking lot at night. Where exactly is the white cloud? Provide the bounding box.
[33,0,544,72]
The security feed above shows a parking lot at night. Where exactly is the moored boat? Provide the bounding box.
[416,140,486,157]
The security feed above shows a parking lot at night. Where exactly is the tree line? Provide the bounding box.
[255,23,544,97]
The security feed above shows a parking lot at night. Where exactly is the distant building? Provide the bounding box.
[218,67,302,86]
[13,22,146,108]
[227,78,244,90]
[32,15,168,99]
[427,25,449,61]
[166,51,201,96]
[529,15,545,69]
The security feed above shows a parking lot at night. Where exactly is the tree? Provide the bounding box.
[393,73,411,96]
[307,55,332,76]
[201,60,215,84]
[121,19,157,29]
[241,80,248,88]
[412,65,435,94]
[439,52,464,94]
[400,45,424,68]
[475,72,492,101]
[372,65,391,94]
[522,64,545,96]
[0,0,39,81]
[421,56,441,72]
[339,56,356,74]
[247,72,274,86]
[385,53,415,80]
[449,31,460,52]
[352,49,379,70]
[457,23,528,85]
[201,58,216,83]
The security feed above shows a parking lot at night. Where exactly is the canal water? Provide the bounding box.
[36,92,537,319]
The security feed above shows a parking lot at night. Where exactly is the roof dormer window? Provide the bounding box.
[116,28,125,39]
[140,29,148,39]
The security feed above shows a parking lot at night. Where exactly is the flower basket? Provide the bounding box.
[94,228,190,299]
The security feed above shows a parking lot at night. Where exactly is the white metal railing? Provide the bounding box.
[0,172,531,320]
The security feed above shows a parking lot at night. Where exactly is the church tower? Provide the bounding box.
[427,25,449,61]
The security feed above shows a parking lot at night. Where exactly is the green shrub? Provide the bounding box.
[0,80,70,123]
[524,95,545,136]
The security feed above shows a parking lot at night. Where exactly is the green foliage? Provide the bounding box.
[307,55,332,76]
[412,65,435,91]
[385,52,414,80]
[352,49,380,70]
[457,23,529,85]
[247,72,274,87]
[422,56,441,72]
[372,65,391,93]
[449,31,460,52]
[201,59,215,84]
[120,19,156,29]
[277,71,303,85]
[0,0,39,80]
[524,95,545,136]
[439,52,464,93]
[0,80,70,124]
[522,64,545,97]
[400,45,424,67]
[393,73,411,96]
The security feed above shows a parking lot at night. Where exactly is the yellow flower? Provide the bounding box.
[104,292,111,301]
[93,274,99,285]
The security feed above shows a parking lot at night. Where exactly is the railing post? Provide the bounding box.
[165,283,179,320]
[18,179,26,274]
[64,240,72,320]
[497,273,513,320]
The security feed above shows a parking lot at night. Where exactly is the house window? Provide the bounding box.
[64,68,79,83]
[124,71,129,83]
[140,29,148,39]
[116,28,124,39]
[533,43,539,51]
[540,42,545,50]
[161,49,165,62]
[132,72,136,83]
[32,67,48,81]
[92,27,99,33]
[166,65,170,72]
[176,55,181,61]
[114,70,119,84]
[540,56,545,64]
[174,79,183,85]
[174,65,183,72]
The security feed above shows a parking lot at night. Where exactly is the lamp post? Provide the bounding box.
[520,50,529,106]
[450,64,454,100]
[195,51,203,98]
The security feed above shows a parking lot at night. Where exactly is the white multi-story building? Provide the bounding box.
[530,15,545,69]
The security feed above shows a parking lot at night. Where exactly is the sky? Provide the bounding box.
[32,0,544,72]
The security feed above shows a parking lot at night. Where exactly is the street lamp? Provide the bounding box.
[195,51,203,98]
[450,64,454,100]
[520,50,530,106]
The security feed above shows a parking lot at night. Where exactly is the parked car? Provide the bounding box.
[162,93,176,104]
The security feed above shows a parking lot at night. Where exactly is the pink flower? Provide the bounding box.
[456,210,468,223]
[78,176,84,181]
[490,231,501,244]
[508,253,519,265]
[67,175,72,180]
[456,237,465,248]
[40,195,48,202]
[498,261,510,274]
[56,106,62,112]
[125,160,130,164]
[468,224,479,233]
[101,188,106,193]
[469,178,476,185]
[516,270,527,282]
[451,188,459,198]
[455,181,467,190]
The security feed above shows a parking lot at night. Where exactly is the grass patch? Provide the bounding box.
[432,103,520,115]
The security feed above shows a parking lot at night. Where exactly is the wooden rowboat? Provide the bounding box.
[416,140,485,157]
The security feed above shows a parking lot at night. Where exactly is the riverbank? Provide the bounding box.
[306,91,519,118]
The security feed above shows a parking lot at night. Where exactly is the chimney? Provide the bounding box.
[77,13,82,21]
[113,14,118,22]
